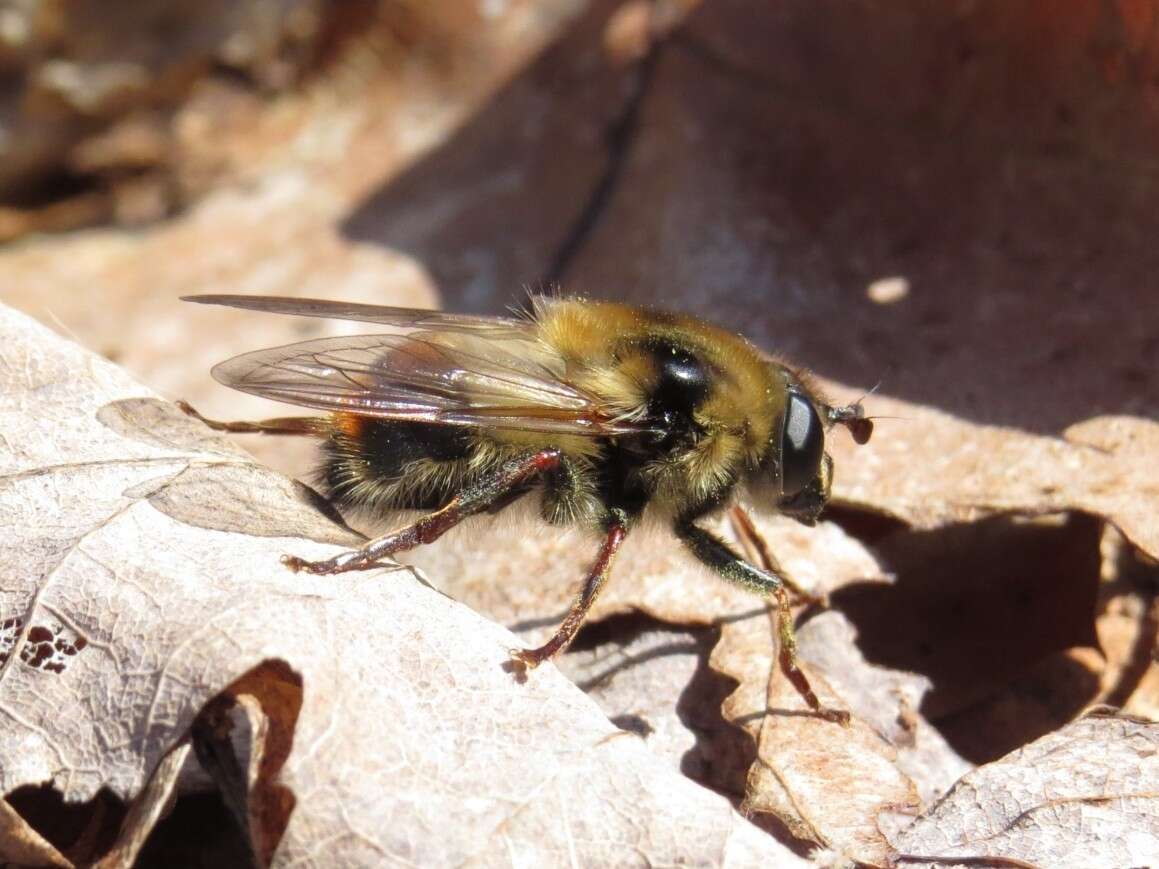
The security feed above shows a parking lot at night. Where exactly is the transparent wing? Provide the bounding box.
[184,294,528,335]
[210,330,651,436]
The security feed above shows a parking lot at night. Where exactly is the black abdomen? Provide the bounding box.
[321,417,472,512]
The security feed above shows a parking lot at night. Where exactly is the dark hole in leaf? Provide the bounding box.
[5,783,125,866]
[26,625,53,644]
[18,623,88,674]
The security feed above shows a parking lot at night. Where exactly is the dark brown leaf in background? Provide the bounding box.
[343,1,1159,431]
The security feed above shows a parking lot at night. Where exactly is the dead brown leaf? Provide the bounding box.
[720,609,921,867]
[1096,526,1159,719]
[712,593,970,864]
[0,304,809,865]
[825,387,1159,565]
[888,711,1159,869]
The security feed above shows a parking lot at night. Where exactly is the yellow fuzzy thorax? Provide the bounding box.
[536,297,782,463]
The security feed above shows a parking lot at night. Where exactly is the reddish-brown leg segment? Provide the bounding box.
[509,521,627,670]
[282,449,563,575]
[770,584,848,723]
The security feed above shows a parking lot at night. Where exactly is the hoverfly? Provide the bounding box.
[183,294,871,720]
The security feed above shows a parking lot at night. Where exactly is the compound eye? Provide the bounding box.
[780,389,824,496]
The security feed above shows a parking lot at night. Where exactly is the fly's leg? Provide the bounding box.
[509,518,627,671]
[728,505,827,607]
[177,400,321,436]
[676,519,850,725]
[282,449,563,575]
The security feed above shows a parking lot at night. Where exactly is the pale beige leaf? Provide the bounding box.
[888,711,1159,868]
[412,492,973,866]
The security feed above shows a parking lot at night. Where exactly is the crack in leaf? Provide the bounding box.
[0,456,190,486]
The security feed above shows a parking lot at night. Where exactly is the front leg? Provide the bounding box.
[284,449,562,575]
[728,505,827,607]
[675,519,850,724]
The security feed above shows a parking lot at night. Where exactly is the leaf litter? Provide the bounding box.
[0,2,1155,866]
[5,298,1156,864]
[400,377,1159,866]
[2,312,1158,864]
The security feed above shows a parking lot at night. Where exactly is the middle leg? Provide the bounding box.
[509,517,628,671]
[177,400,321,436]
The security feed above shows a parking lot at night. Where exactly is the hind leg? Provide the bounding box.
[282,449,563,575]
[177,400,320,436]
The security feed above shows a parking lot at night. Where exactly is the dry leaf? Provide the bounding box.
[335,1,1159,439]
[707,524,968,866]
[408,500,969,865]
[554,619,734,790]
[794,614,972,809]
[721,609,921,867]
[0,0,586,476]
[888,711,1159,868]
[825,388,1159,565]
[0,304,810,865]
[1096,526,1159,719]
